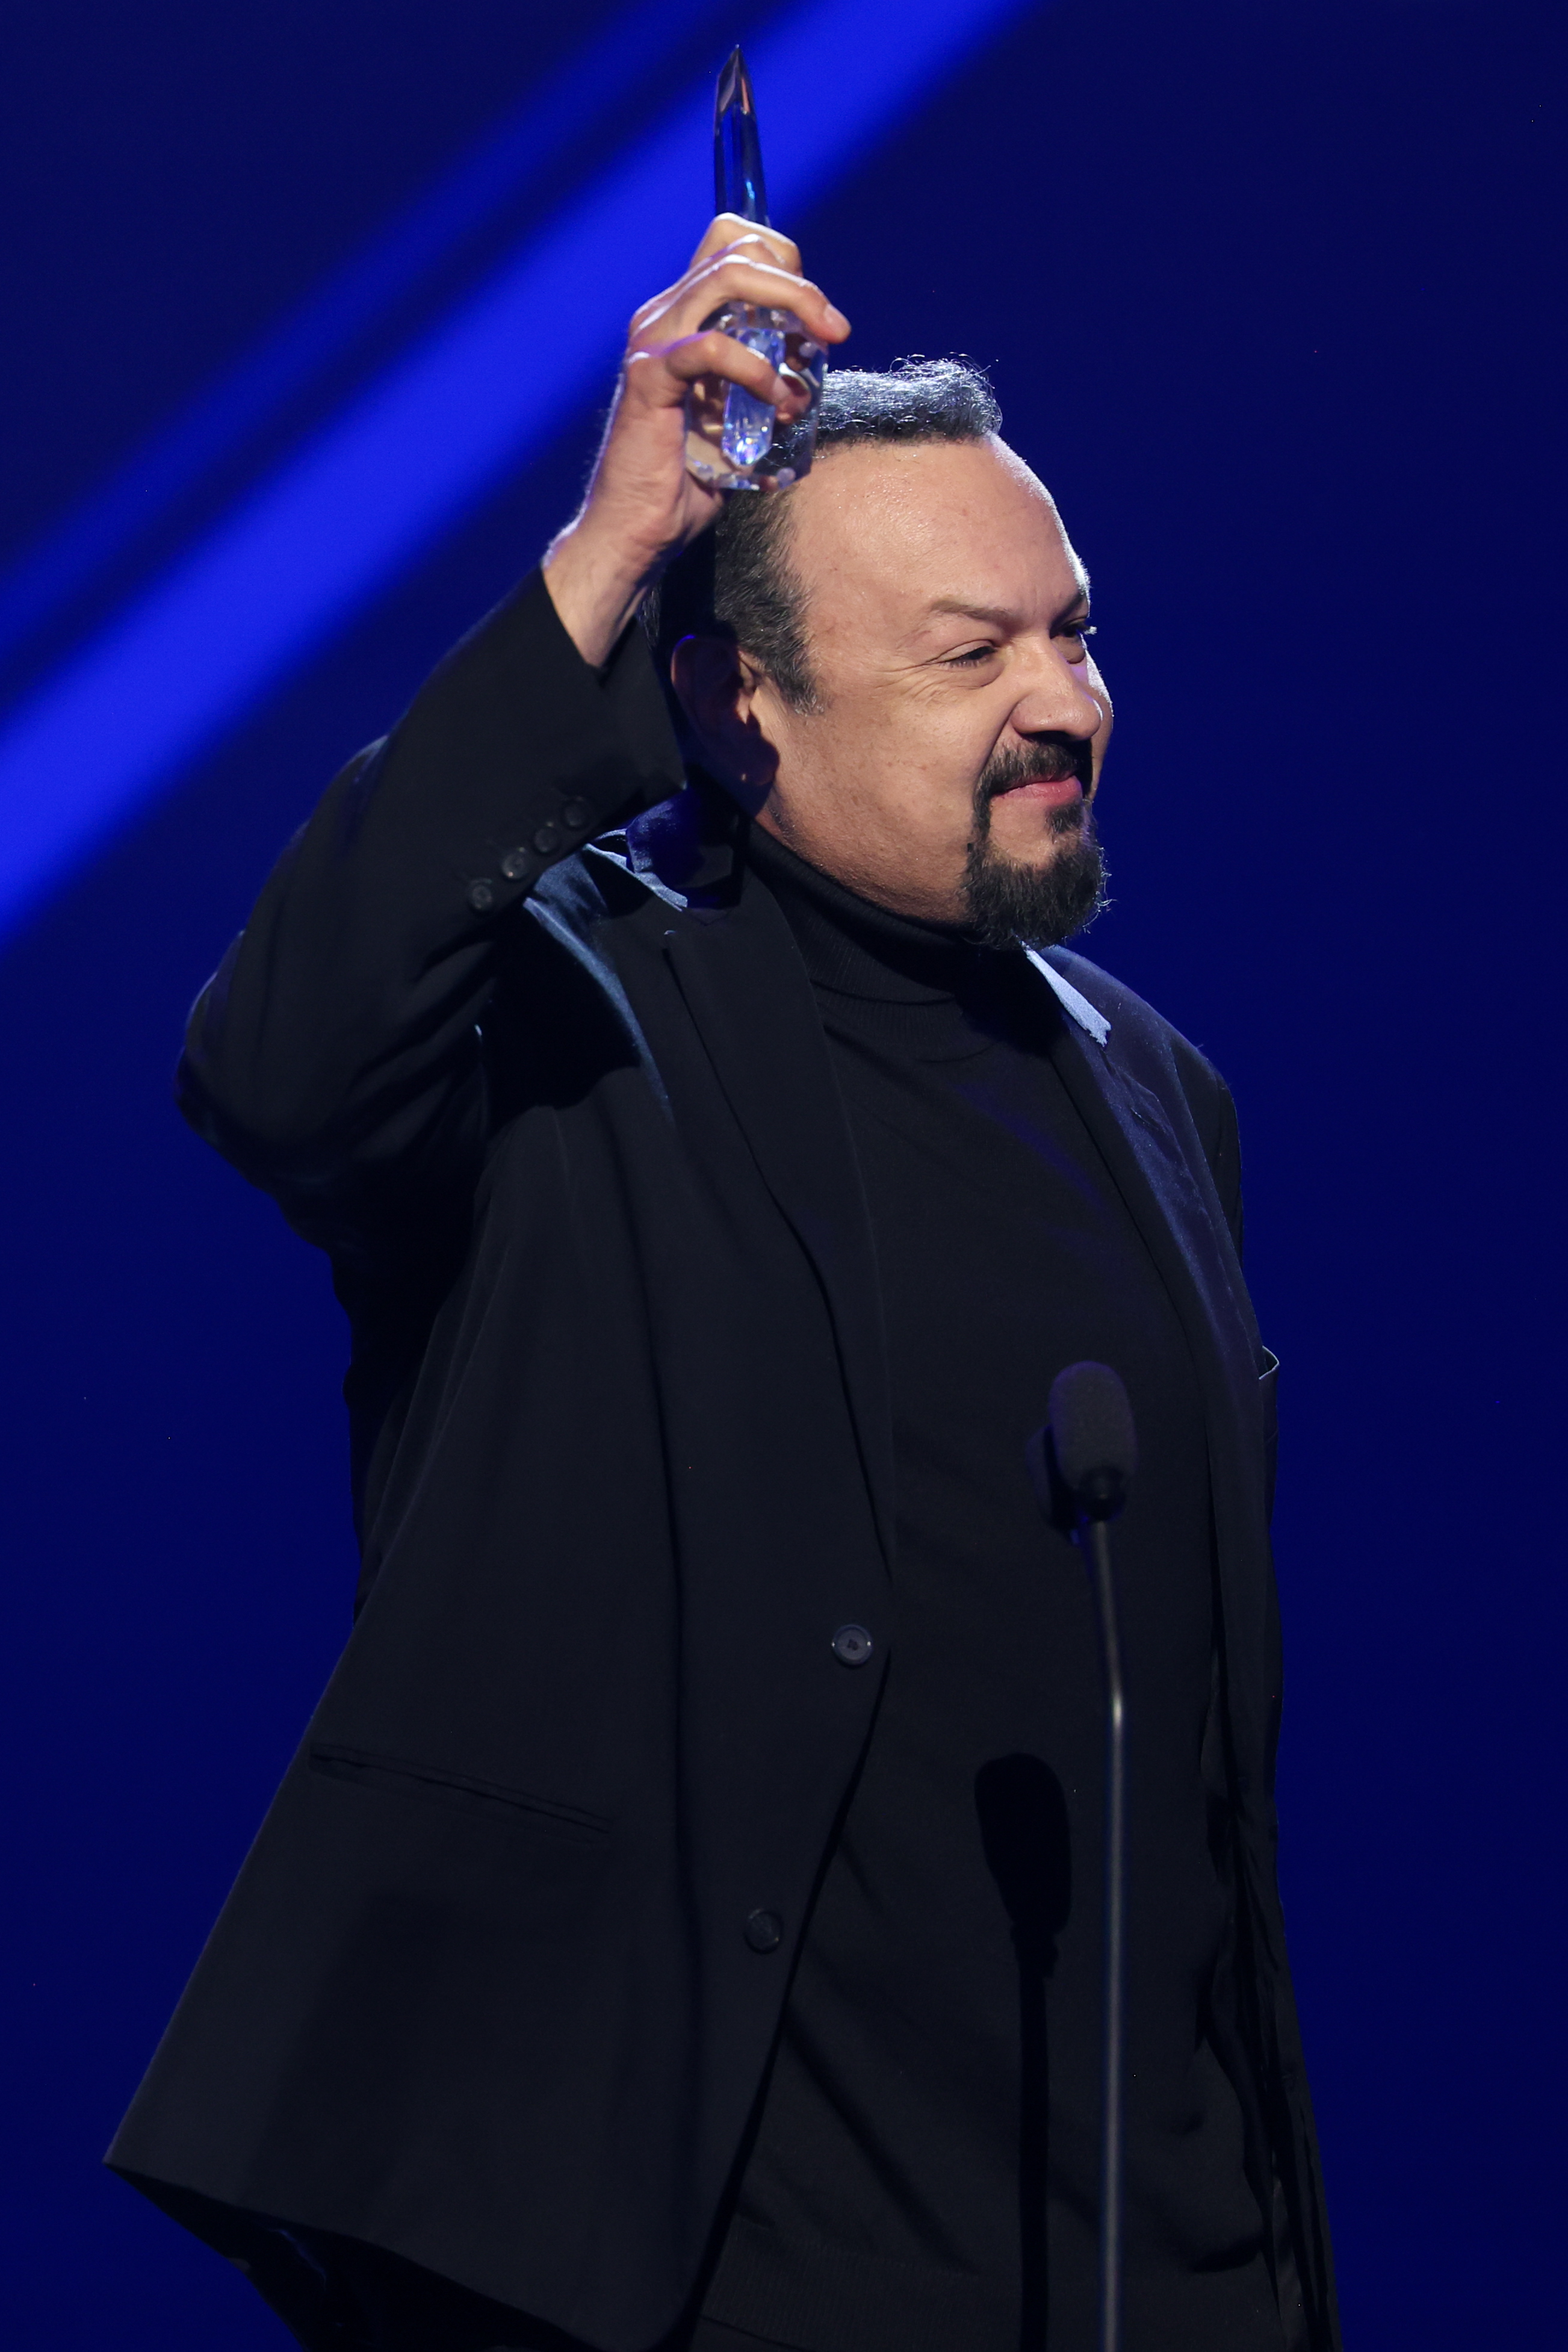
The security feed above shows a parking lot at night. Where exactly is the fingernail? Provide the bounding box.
[825,303,851,333]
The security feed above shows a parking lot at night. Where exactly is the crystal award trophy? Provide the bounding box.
[683,48,826,492]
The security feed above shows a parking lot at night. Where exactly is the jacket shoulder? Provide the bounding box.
[1043,945,1218,1079]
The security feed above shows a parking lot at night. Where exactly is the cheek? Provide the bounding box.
[890,716,997,831]
[820,688,985,801]
[782,677,1005,851]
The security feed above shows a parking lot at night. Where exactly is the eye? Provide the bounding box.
[942,642,999,667]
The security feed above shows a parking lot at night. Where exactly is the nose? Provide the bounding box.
[1010,636,1106,747]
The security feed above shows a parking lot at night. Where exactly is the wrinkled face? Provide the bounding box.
[684,434,1111,928]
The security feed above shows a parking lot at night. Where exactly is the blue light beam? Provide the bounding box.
[0,0,1038,941]
[0,0,742,669]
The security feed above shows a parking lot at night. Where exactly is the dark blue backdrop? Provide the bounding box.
[2,1,1563,2343]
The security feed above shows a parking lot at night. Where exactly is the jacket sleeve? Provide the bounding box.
[176,568,685,1246]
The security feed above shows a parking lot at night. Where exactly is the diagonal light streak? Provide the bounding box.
[0,0,1040,942]
[0,0,742,669]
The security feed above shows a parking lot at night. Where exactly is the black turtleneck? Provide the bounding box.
[698,832,1281,2352]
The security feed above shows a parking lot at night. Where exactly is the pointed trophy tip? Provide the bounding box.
[715,45,751,114]
[713,42,768,225]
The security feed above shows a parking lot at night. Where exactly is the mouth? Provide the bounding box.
[988,774,1085,812]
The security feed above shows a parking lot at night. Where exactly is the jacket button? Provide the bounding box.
[831,1624,874,1668]
[500,848,532,881]
[533,821,562,855]
[466,880,495,912]
[744,1909,782,1953]
[560,798,590,831]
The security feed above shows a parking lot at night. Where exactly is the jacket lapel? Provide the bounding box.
[1040,991,1278,1784]
[660,881,897,1577]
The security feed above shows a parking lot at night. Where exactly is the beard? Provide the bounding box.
[960,740,1108,950]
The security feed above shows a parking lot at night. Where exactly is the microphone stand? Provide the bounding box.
[1029,1361,1136,2352]
[1079,1509,1127,2352]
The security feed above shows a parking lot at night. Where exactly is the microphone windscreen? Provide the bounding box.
[1048,1362,1138,1500]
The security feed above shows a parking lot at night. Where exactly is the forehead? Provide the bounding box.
[786,435,1084,633]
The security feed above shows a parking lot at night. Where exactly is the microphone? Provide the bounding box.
[1032,1359,1138,1524]
[1027,1362,1137,2352]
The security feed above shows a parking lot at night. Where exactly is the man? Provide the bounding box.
[110,217,1339,2352]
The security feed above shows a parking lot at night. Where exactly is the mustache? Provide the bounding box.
[975,737,1094,805]
[972,740,1094,846]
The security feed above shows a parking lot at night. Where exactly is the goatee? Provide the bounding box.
[961,745,1108,950]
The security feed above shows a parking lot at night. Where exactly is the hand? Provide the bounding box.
[544,216,851,668]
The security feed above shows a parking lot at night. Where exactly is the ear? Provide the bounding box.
[669,634,768,781]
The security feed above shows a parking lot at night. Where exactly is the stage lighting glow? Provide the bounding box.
[0,0,1035,942]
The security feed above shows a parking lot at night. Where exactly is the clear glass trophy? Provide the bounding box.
[683,48,826,493]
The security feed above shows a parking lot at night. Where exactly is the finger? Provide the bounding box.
[687,213,801,275]
[642,256,849,349]
[682,251,845,338]
[630,241,825,341]
[630,329,792,409]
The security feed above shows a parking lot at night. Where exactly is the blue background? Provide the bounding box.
[1,0,1563,2342]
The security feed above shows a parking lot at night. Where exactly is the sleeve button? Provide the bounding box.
[500,848,532,881]
[560,798,590,831]
[743,1909,782,1953]
[532,821,562,855]
[831,1624,874,1668]
[466,880,495,913]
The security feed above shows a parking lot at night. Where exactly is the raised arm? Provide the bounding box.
[178,219,851,1240]
[178,570,681,1233]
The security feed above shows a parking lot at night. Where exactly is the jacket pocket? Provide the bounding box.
[308,1742,612,1844]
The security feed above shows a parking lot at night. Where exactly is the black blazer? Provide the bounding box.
[108,571,1340,2352]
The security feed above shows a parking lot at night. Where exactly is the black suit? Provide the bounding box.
[108,571,1339,2352]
